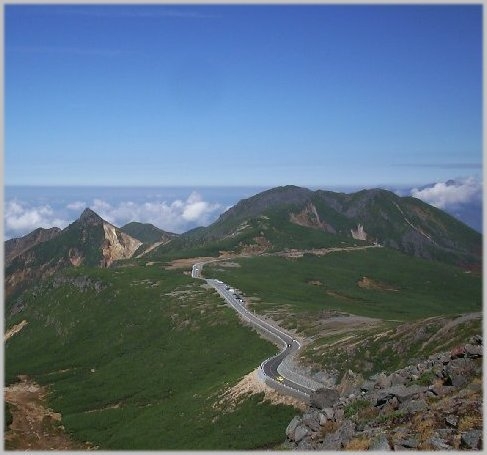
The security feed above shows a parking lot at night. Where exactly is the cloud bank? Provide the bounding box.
[5,201,69,239]
[5,191,224,240]
[88,191,223,233]
[410,176,482,209]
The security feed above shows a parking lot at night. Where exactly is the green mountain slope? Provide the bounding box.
[120,222,178,244]
[149,185,481,268]
[5,264,296,450]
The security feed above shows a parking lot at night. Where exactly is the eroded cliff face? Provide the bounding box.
[290,203,336,234]
[101,223,142,267]
[351,224,367,241]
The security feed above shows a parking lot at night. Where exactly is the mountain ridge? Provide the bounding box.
[150,185,481,268]
[5,185,482,299]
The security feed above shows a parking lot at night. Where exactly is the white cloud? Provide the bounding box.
[410,176,482,209]
[5,192,223,240]
[87,192,222,233]
[5,200,68,239]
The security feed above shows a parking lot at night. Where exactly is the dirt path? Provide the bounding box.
[4,376,93,450]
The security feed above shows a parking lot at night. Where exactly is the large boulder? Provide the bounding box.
[464,344,482,358]
[293,424,310,443]
[310,388,339,409]
[443,358,478,388]
[285,416,301,440]
[375,384,427,406]
[286,416,311,443]
[461,430,482,449]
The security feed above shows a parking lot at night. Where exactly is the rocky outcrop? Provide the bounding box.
[285,335,483,450]
[101,223,142,267]
[351,224,367,241]
[290,203,336,234]
[309,388,339,409]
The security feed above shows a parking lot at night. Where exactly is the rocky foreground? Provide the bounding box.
[285,335,483,450]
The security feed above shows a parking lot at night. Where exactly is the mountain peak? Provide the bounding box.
[78,208,104,225]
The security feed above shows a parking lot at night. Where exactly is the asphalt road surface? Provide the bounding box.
[192,262,314,398]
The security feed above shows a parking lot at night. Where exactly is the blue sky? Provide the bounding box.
[5,4,483,187]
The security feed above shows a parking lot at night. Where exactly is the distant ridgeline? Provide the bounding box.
[5,185,481,300]
[147,185,481,269]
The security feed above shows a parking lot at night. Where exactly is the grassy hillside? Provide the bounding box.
[204,248,482,376]
[5,264,296,450]
[204,248,481,321]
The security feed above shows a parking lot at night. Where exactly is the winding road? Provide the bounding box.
[192,261,315,401]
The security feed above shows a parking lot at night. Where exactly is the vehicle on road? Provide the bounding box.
[276,375,284,382]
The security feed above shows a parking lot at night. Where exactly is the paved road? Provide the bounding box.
[192,262,314,398]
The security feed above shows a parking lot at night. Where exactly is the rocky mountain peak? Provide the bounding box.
[78,208,104,225]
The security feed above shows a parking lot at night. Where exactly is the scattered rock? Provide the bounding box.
[464,344,482,358]
[296,438,314,450]
[429,383,456,397]
[427,437,452,450]
[399,399,428,413]
[337,369,364,396]
[322,419,355,450]
[396,437,419,448]
[318,412,328,426]
[469,334,482,345]
[285,416,301,440]
[444,358,477,387]
[285,335,483,451]
[322,407,334,420]
[293,424,310,443]
[334,408,345,422]
[389,372,407,386]
[445,414,459,428]
[375,384,427,406]
[461,430,482,449]
[369,434,391,450]
[302,410,321,432]
[375,372,392,389]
